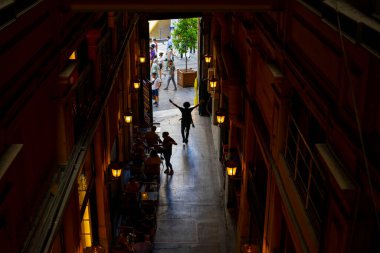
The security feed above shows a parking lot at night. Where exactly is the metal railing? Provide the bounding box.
[284,114,327,238]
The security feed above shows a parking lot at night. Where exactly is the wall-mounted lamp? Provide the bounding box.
[133,78,140,90]
[139,55,146,64]
[216,110,226,125]
[110,163,122,178]
[204,54,212,64]
[209,76,218,90]
[69,50,77,60]
[225,160,238,176]
[141,192,149,201]
[124,110,133,125]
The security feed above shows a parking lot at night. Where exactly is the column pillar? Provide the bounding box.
[93,126,112,251]
[86,30,102,92]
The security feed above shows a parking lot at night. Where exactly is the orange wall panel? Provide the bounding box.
[289,16,341,95]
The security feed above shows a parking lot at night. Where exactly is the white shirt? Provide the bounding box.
[166,38,173,51]
[157,55,163,64]
[151,77,162,90]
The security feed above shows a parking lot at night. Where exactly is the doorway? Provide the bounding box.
[148,18,200,117]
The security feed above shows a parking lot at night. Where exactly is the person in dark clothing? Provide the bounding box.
[169,99,200,144]
[162,132,177,175]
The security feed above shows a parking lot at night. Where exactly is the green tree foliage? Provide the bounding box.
[172,18,198,70]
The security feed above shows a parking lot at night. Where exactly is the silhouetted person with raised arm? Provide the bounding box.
[169,99,200,144]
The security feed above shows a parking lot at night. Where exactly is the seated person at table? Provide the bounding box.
[124,177,140,193]
[144,150,161,178]
[131,138,147,165]
[144,126,162,148]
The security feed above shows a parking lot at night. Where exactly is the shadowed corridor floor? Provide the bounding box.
[151,46,234,252]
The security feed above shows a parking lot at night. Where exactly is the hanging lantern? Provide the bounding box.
[209,76,217,89]
[226,160,237,176]
[204,54,212,63]
[139,55,146,63]
[110,163,122,178]
[216,110,226,124]
[124,110,133,124]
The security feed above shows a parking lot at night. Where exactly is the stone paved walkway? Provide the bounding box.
[152,39,234,253]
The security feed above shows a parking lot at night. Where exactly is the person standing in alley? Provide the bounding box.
[164,59,177,90]
[162,132,177,175]
[157,51,164,79]
[153,38,158,52]
[166,45,175,62]
[169,99,200,144]
[150,44,156,67]
[151,72,161,107]
[151,58,159,77]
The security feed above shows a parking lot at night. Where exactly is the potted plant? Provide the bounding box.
[172,18,198,87]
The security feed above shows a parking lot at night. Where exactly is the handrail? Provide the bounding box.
[22,13,139,253]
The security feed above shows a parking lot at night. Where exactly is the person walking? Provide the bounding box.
[161,132,177,175]
[169,99,200,144]
[166,36,172,52]
[151,72,161,107]
[166,45,175,62]
[164,59,177,90]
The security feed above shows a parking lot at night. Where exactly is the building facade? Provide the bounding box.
[0,0,379,252]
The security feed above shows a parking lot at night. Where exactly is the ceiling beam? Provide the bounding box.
[69,0,278,12]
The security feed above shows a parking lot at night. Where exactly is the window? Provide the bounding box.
[81,203,93,248]
[78,171,93,248]
[283,94,327,238]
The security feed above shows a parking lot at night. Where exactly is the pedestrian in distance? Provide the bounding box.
[153,38,158,52]
[162,132,177,175]
[164,59,177,90]
[166,45,175,64]
[157,52,164,79]
[150,44,156,67]
[169,99,200,144]
[151,58,159,77]
[151,72,162,107]
[166,36,172,51]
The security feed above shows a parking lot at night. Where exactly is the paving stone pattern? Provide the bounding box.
[152,41,235,253]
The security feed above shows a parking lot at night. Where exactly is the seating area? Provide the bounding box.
[111,125,163,253]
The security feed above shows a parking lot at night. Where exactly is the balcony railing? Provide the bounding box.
[283,114,328,238]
